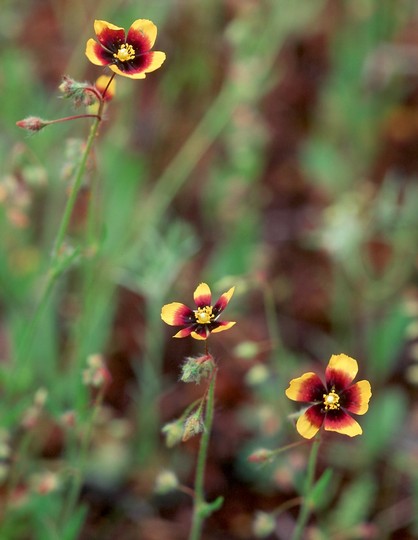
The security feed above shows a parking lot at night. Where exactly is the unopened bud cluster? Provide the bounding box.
[82,354,111,388]
[21,388,48,428]
[59,76,98,107]
[180,355,213,384]
[182,410,205,442]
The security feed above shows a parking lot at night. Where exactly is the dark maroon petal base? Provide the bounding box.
[113,51,155,74]
[126,27,152,54]
[305,404,325,428]
[325,367,352,393]
[97,27,125,52]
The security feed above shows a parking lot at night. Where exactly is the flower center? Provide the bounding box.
[114,43,136,62]
[195,306,214,325]
[323,389,340,410]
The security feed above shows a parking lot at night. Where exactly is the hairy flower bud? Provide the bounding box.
[247,448,274,464]
[59,75,98,107]
[180,355,213,384]
[161,420,184,448]
[16,117,48,132]
[182,411,205,442]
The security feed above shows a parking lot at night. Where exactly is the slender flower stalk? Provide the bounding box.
[161,285,235,539]
[51,76,113,261]
[189,364,217,540]
[290,438,321,540]
[60,386,105,528]
[15,74,115,374]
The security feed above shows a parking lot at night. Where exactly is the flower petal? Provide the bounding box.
[325,353,358,391]
[142,51,166,73]
[296,405,323,439]
[343,380,372,415]
[85,38,111,66]
[161,302,194,326]
[194,283,212,308]
[109,64,147,79]
[210,321,236,334]
[285,372,325,403]
[110,51,165,78]
[94,20,125,50]
[213,286,235,315]
[324,409,363,437]
[127,19,157,50]
[191,327,210,340]
[173,327,193,339]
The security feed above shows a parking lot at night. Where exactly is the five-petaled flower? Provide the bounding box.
[85,19,166,79]
[161,283,235,340]
[285,354,372,439]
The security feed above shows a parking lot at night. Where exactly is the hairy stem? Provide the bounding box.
[188,366,217,540]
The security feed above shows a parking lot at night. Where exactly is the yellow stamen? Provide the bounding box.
[114,43,136,62]
[195,306,214,325]
[323,389,340,410]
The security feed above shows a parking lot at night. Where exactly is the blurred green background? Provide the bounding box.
[1,0,418,539]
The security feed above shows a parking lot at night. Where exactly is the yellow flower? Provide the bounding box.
[161,283,235,340]
[85,19,166,79]
[286,354,372,439]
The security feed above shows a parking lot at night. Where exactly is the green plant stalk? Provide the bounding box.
[188,368,217,540]
[51,115,101,262]
[60,388,105,528]
[291,438,321,540]
[15,77,113,373]
[0,431,34,528]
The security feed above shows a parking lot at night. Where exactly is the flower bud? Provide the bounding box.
[34,388,48,408]
[60,410,76,429]
[182,411,205,441]
[252,511,276,538]
[247,448,273,464]
[181,355,213,384]
[154,470,179,494]
[59,75,97,107]
[82,354,111,388]
[245,364,269,386]
[30,471,60,495]
[234,341,260,359]
[16,117,48,132]
[161,420,184,448]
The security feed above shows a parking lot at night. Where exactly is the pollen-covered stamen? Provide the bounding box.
[113,43,136,62]
[323,388,340,410]
[194,306,214,325]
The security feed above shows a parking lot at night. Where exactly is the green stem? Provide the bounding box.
[188,367,217,540]
[15,75,115,370]
[291,438,321,540]
[15,273,56,373]
[51,116,100,261]
[0,431,34,527]
[51,72,115,262]
[60,388,104,528]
